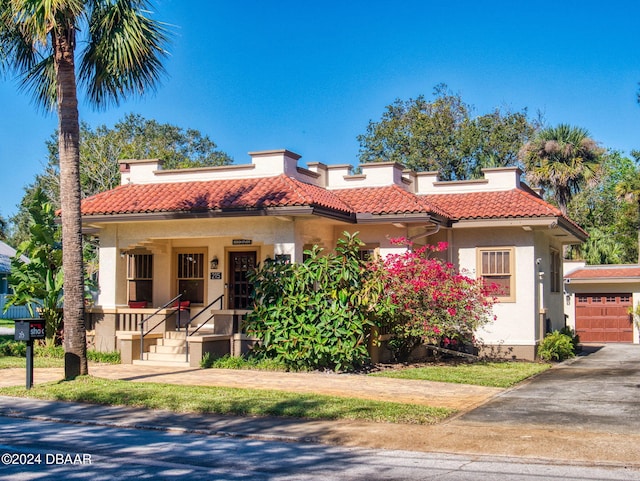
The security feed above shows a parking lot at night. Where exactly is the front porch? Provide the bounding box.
[87,306,257,367]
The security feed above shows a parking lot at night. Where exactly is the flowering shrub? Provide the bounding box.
[368,240,498,361]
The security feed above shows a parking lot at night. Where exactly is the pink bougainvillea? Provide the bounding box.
[367,240,498,360]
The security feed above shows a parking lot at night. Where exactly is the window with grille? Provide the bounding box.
[127,254,153,305]
[176,251,205,304]
[478,247,515,301]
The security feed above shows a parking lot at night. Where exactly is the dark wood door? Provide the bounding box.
[228,251,256,309]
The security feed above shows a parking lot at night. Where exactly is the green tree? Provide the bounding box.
[464,108,540,178]
[566,151,638,264]
[0,214,7,241]
[5,189,63,342]
[11,115,232,246]
[357,84,537,180]
[114,113,233,169]
[614,151,640,263]
[520,124,604,215]
[0,0,169,378]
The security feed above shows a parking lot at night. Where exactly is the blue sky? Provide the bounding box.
[1,0,639,219]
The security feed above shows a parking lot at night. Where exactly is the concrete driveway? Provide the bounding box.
[460,344,640,434]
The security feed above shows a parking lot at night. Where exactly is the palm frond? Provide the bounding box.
[79,0,170,108]
[0,14,56,109]
[19,53,57,111]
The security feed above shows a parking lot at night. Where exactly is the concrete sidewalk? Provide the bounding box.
[1,351,640,467]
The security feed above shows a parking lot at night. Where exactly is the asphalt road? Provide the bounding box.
[0,416,638,481]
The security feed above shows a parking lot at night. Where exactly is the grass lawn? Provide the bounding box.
[0,319,15,328]
[0,356,64,369]
[0,376,454,425]
[370,361,551,388]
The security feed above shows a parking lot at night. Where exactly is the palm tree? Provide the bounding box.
[0,0,169,378]
[519,124,603,214]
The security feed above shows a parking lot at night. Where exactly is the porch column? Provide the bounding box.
[98,246,117,307]
[97,227,126,308]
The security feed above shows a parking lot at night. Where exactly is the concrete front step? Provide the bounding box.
[165,331,188,340]
[156,338,187,347]
[149,344,187,355]
[142,352,190,363]
[132,359,191,368]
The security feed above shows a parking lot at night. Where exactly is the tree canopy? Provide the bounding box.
[0,214,7,241]
[520,124,604,214]
[9,114,232,246]
[357,84,538,180]
[566,151,639,264]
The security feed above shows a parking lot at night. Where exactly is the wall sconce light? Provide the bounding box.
[210,256,219,270]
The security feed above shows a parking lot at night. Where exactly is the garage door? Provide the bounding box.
[575,293,633,343]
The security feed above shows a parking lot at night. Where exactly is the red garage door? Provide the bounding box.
[575,293,633,343]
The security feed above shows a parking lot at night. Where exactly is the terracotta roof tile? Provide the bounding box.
[81,175,352,216]
[80,175,582,237]
[333,185,450,217]
[565,266,640,280]
[424,189,563,220]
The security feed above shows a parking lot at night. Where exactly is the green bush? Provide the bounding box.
[200,353,287,371]
[87,350,121,364]
[34,344,64,358]
[559,326,581,351]
[200,352,214,369]
[0,340,27,357]
[537,331,576,362]
[245,232,387,372]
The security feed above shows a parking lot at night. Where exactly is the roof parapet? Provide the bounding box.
[413,167,524,194]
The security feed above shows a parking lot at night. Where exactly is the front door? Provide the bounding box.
[228,251,256,309]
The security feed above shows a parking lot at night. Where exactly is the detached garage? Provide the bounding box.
[564,263,640,345]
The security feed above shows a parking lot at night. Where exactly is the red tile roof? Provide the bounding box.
[80,174,580,236]
[81,175,353,216]
[565,266,640,280]
[424,189,564,220]
[333,185,450,217]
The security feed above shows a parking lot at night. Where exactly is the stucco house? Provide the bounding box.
[80,149,586,365]
[564,262,640,344]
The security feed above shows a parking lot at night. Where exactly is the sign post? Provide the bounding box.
[13,319,46,389]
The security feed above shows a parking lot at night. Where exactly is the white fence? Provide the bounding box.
[0,294,37,319]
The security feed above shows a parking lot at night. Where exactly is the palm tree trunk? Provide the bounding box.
[53,28,88,378]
